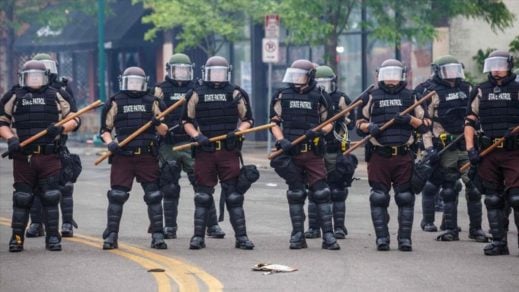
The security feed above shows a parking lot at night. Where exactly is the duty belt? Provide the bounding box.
[372,145,410,157]
[22,144,60,155]
[120,146,155,156]
[480,136,519,151]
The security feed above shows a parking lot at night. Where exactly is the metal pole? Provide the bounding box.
[267,62,272,153]
[97,0,106,102]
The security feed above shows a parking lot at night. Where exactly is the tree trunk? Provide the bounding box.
[325,31,339,75]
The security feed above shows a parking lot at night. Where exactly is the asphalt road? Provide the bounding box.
[1,143,518,292]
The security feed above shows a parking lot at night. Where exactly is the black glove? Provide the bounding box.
[46,123,64,138]
[424,147,440,164]
[393,113,412,125]
[107,141,120,153]
[275,138,292,153]
[7,137,21,154]
[367,123,381,137]
[151,116,162,127]
[194,134,211,146]
[305,129,323,140]
[467,148,480,165]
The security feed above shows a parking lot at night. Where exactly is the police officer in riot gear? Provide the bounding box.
[154,53,225,239]
[100,66,168,250]
[465,50,519,256]
[24,53,81,238]
[356,59,430,251]
[181,56,255,250]
[270,59,340,250]
[420,55,487,242]
[0,60,79,252]
[305,65,357,240]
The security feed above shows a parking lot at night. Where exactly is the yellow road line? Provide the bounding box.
[74,234,198,292]
[66,236,172,292]
[77,234,224,292]
[0,219,171,292]
[0,217,223,291]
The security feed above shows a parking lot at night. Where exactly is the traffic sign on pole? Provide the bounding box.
[262,38,279,63]
[265,14,280,38]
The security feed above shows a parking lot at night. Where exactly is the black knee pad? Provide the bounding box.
[13,183,34,208]
[287,189,306,204]
[107,189,130,204]
[61,182,74,197]
[395,191,415,207]
[41,189,61,206]
[440,187,458,203]
[422,181,439,197]
[144,190,163,205]
[226,192,244,208]
[485,194,504,210]
[466,186,481,202]
[508,188,519,208]
[331,188,348,202]
[370,189,390,208]
[162,183,180,199]
[310,181,331,204]
[194,192,212,208]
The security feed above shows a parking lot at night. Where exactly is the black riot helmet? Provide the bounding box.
[119,66,148,92]
[282,59,316,86]
[19,60,49,89]
[377,59,406,82]
[483,50,514,73]
[315,65,337,93]
[202,56,231,84]
[432,55,465,80]
[166,53,194,81]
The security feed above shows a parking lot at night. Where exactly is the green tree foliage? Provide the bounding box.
[0,0,110,87]
[135,0,250,55]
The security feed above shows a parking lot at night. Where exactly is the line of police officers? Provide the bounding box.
[2,49,519,256]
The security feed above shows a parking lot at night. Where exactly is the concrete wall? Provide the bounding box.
[448,0,519,78]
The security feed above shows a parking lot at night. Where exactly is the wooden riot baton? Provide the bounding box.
[342,90,436,156]
[2,100,103,158]
[459,124,519,172]
[173,122,277,152]
[94,97,186,165]
[268,84,375,160]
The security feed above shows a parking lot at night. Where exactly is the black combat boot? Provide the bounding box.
[46,235,62,251]
[332,200,348,239]
[103,232,118,250]
[61,223,74,238]
[371,206,390,251]
[9,233,24,252]
[26,223,45,237]
[163,226,177,239]
[151,232,167,249]
[484,240,509,256]
[190,193,209,250]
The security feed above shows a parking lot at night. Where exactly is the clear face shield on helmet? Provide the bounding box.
[377,66,405,82]
[204,66,229,82]
[438,63,465,79]
[483,56,509,73]
[40,60,58,74]
[19,70,49,89]
[168,64,193,81]
[282,68,308,85]
[120,75,148,91]
[315,78,335,93]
